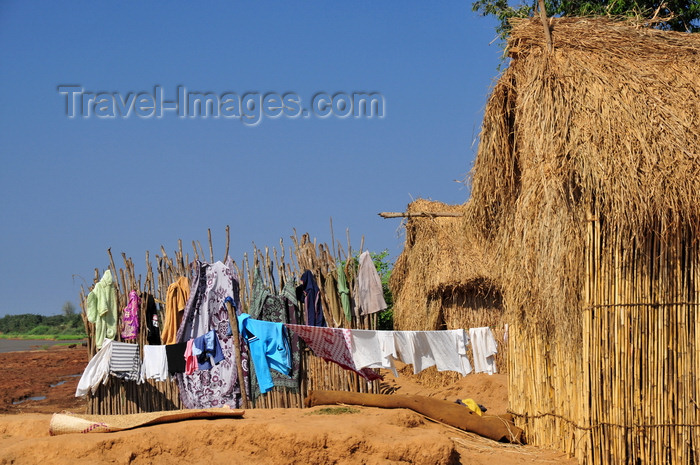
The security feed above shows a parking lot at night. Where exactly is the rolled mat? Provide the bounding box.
[305,390,522,443]
[49,407,245,435]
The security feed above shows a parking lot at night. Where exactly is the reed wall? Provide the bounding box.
[509,217,700,464]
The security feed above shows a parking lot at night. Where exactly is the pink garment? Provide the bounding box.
[286,324,382,381]
[120,290,140,340]
[185,339,198,375]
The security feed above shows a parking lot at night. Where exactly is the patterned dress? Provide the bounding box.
[174,259,245,408]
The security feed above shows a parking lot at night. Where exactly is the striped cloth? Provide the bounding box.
[109,342,141,381]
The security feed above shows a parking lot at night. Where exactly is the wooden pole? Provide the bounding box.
[224,225,230,261]
[378,211,463,218]
[537,0,553,52]
[225,300,248,409]
[208,228,214,263]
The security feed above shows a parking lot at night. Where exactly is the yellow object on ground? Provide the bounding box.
[461,398,483,416]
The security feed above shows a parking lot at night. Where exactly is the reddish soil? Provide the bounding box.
[0,346,576,465]
[0,345,87,414]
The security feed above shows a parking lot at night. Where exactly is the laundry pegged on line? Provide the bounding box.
[469,326,498,375]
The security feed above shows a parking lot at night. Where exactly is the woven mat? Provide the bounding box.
[49,408,245,435]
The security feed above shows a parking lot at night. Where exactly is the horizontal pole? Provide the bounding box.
[378,211,463,219]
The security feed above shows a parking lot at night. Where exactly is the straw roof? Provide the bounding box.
[391,199,497,330]
[467,17,700,340]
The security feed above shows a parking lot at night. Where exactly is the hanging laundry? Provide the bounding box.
[287,324,382,381]
[280,279,302,387]
[300,270,326,327]
[143,292,161,345]
[184,339,198,375]
[86,270,117,350]
[247,270,301,394]
[323,270,344,327]
[76,338,113,397]
[174,259,243,409]
[354,251,387,316]
[192,329,224,370]
[120,290,140,340]
[109,342,141,381]
[469,327,498,375]
[349,329,398,376]
[337,264,352,323]
[394,330,472,376]
[140,345,168,382]
[165,342,187,375]
[238,313,292,394]
[161,276,190,345]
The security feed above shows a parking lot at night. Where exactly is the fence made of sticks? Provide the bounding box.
[78,225,381,414]
[508,217,700,464]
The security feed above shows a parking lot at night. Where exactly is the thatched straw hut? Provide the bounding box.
[465,17,700,465]
[390,199,507,376]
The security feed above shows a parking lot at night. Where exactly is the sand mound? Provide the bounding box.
[0,408,575,465]
[0,345,576,464]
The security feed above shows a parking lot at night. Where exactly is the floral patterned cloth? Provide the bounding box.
[120,290,140,340]
[174,259,244,408]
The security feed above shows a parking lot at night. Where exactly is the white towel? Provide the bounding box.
[140,345,169,382]
[426,329,472,376]
[76,338,113,397]
[394,330,472,376]
[349,330,398,376]
[469,327,498,374]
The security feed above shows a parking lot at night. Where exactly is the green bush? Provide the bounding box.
[28,325,52,335]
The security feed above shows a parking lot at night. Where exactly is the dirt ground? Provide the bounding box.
[0,345,576,465]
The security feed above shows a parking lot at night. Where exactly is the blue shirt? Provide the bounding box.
[238,313,292,393]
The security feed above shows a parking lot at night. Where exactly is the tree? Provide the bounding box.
[61,301,76,317]
[473,0,700,43]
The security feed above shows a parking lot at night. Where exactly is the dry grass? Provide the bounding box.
[468,17,700,344]
[390,200,505,334]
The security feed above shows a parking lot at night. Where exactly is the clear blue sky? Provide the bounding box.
[0,1,503,317]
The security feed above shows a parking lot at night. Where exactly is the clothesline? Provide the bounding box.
[76,321,501,399]
[83,259,501,411]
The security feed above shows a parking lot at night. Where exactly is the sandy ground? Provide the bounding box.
[0,346,575,465]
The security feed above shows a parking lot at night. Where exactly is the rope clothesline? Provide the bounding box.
[509,410,700,432]
[582,301,700,311]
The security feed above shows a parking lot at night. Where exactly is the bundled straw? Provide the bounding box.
[468,17,700,342]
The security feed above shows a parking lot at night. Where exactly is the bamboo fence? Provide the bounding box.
[508,215,700,464]
[79,225,380,414]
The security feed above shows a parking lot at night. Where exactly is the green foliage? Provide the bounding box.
[369,250,394,331]
[0,312,86,337]
[473,0,700,45]
[28,325,51,335]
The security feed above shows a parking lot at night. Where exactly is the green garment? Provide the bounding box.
[87,270,117,349]
[337,264,352,323]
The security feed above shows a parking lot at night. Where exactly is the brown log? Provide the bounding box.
[305,390,523,443]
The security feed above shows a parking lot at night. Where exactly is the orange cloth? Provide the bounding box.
[161,276,190,345]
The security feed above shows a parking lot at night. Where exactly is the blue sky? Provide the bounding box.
[0,1,503,317]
